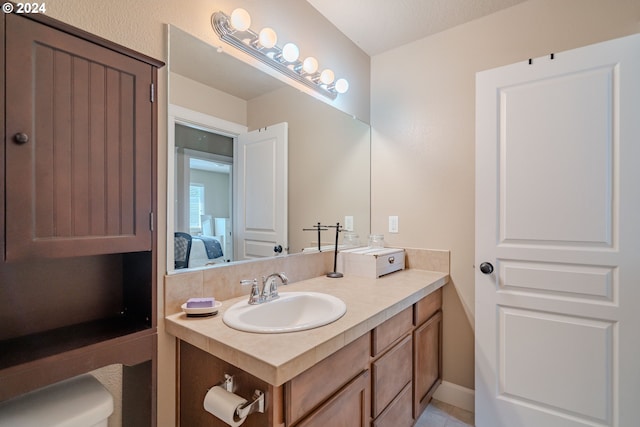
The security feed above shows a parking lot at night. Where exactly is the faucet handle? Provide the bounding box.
[241,279,261,305]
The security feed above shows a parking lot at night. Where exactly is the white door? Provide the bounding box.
[235,123,288,259]
[476,35,640,427]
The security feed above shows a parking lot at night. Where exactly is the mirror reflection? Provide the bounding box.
[167,25,371,272]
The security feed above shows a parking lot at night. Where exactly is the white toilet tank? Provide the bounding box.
[0,374,114,427]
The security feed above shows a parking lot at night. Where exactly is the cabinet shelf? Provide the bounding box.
[0,318,156,402]
[0,316,151,371]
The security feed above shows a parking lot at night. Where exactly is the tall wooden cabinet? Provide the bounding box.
[0,11,163,425]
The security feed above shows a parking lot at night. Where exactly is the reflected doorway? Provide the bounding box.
[175,123,234,266]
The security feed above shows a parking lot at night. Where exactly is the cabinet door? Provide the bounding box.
[413,310,442,418]
[5,14,153,260]
[296,370,370,427]
[372,335,412,417]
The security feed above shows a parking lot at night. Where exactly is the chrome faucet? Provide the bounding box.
[261,272,288,302]
[242,273,289,305]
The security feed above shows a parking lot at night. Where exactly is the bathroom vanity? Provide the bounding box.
[165,262,447,426]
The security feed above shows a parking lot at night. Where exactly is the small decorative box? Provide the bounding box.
[338,247,405,278]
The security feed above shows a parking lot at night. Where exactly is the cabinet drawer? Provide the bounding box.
[372,306,412,356]
[295,370,370,427]
[373,382,413,427]
[414,288,442,326]
[372,335,412,417]
[286,333,370,425]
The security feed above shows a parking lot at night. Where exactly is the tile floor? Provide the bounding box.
[415,399,475,427]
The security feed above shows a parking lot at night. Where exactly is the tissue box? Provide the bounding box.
[338,247,405,278]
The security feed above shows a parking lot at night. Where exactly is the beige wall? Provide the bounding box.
[371,0,640,389]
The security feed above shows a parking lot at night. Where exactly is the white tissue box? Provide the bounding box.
[338,247,405,278]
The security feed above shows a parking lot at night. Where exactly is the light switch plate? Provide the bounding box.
[389,216,399,233]
[344,216,354,231]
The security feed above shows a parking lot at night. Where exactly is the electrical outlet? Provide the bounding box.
[389,216,399,233]
[344,216,354,231]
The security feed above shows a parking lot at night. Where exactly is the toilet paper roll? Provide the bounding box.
[203,386,248,427]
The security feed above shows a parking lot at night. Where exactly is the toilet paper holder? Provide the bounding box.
[216,374,265,418]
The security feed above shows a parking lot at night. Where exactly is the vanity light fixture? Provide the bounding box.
[212,8,349,100]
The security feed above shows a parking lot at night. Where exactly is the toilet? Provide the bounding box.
[0,374,114,427]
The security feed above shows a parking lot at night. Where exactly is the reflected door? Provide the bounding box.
[236,123,288,259]
[475,35,640,426]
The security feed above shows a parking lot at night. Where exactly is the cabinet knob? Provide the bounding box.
[479,262,494,274]
[13,133,29,144]
[274,245,283,254]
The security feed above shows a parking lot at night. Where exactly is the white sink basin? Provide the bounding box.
[223,292,347,333]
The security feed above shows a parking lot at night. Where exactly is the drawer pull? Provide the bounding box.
[388,256,395,264]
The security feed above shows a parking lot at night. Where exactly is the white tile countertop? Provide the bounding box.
[165,268,448,386]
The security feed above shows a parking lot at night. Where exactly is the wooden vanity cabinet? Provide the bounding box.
[0,11,162,424]
[179,341,283,427]
[413,288,443,418]
[176,287,444,426]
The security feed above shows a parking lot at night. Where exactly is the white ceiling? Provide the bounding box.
[305,0,528,56]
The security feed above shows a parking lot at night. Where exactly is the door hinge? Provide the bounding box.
[149,212,154,232]
[150,83,155,103]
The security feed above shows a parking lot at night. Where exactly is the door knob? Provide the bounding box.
[479,262,494,274]
[13,133,29,144]
[273,245,283,254]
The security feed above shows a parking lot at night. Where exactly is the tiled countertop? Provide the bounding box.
[165,268,448,386]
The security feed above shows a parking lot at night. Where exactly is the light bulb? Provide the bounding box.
[335,78,349,94]
[281,43,299,62]
[302,57,318,74]
[320,69,335,85]
[258,27,277,48]
[230,8,251,31]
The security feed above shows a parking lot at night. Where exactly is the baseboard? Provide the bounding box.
[433,381,475,413]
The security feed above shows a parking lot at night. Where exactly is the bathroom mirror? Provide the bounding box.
[167,26,370,272]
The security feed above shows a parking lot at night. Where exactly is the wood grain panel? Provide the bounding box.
[373,383,413,427]
[372,335,412,417]
[413,311,442,418]
[105,67,122,236]
[286,333,370,425]
[34,43,54,240]
[119,72,135,236]
[295,370,370,427]
[5,13,153,259]
[414,287,442,326]
[372,306,412,356]
[72,57,90,236]
[53,50,73,237]
[89,62,106,236]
